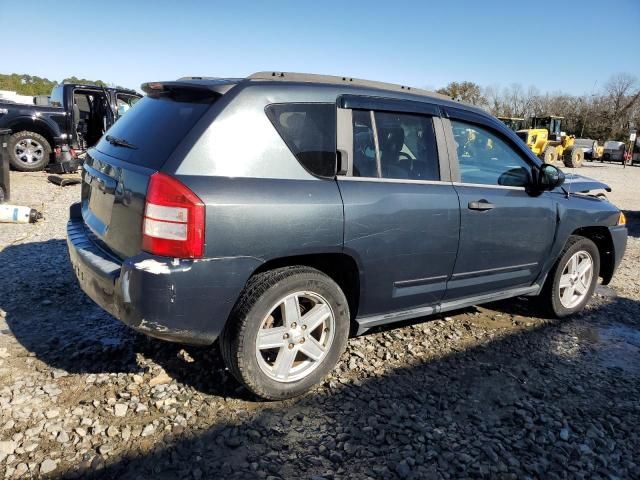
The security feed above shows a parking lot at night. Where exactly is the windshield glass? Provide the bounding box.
[95,93,214,168]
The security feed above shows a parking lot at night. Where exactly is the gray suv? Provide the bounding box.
[67,72,627,399]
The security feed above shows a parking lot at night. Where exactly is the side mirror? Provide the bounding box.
[538,163,565,191]
[498,166,531,187]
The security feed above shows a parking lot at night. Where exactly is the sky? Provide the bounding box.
[1,0,638,95]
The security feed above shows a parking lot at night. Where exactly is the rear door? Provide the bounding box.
[81,87,218,259]
[336,96,460,318]
[442,108,556,300]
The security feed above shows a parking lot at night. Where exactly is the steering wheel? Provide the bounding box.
[398,152,414,171]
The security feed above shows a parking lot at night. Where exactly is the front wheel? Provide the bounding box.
[539,236,600,317]
[543,146,557,163]
[563,148,584,168]
[221,267,350,400]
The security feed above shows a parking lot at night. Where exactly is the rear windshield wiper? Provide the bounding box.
[105,135,137,150]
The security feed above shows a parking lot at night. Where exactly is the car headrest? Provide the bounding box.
[354,131,373,151]
[378,126,404,153]
[283,112,305,132]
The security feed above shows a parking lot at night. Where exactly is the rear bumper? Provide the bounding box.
[66,204,259,345]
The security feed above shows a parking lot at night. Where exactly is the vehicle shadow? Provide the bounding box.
[2,239,640,478]
[74,296,640,479]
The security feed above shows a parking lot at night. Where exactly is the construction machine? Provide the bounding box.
[497,117,526,132]
[516,116,584,167]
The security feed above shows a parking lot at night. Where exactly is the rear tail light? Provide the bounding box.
[142,172,205,258]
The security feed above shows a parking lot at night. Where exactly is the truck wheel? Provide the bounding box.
[221,266,350,400]
[538,235,600,318]
[563,148,584,168]
[543,146,556,163]
[8,131,52,172]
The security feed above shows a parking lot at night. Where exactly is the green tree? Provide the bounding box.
[437,81,487,106]
[0,73,113,96]
[62,76,108,87]
[0,73,58,95]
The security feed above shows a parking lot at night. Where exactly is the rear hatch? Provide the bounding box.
[81,82,227,260]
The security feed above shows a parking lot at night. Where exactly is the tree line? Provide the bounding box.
[0,73,110,96]
[437,73,640,142]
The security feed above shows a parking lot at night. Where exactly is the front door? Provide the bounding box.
[337,103,460,317]
[443,117,556,300]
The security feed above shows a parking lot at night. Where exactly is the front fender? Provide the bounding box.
[535,193,621,285]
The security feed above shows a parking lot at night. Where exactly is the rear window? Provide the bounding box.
[50,85,64,107]
[95,94,213,169]
[266,103,337,178]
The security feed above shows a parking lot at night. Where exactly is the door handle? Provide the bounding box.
[468,199,495,211]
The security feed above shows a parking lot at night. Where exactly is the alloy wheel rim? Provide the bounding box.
[558,251,593,309]
[15,138,44,164]
[255,291,335,383]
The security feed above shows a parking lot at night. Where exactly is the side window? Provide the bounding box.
[451,120,531,187]
[266,103,337,178]
[352,110,377,177]
[374,111,439,181]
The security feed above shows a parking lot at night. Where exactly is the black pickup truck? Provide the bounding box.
[0,83,141,171]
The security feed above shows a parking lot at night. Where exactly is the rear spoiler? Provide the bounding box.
[141,79,240,96]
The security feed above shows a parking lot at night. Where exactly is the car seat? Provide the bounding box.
[378,126,409,179]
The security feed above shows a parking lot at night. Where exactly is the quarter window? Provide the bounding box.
[266,103,337,178]
[352,110,440,181]
[451,120,531,187]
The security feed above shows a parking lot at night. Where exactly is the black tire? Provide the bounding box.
[563,148,584,168]
[8,131,52,172]
[221,266,350,400]
[543,146,556,163]
[538,235,600,318]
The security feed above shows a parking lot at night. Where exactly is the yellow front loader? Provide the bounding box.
[516,116,584,167]
[497,117,526,132]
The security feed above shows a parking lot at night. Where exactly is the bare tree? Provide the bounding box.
[467,72,639,141]
[604,73,639,137]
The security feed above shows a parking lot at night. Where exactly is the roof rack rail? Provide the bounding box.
[247,71,451,100]
[177,76,222,81]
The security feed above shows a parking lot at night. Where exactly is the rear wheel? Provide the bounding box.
[8,131,51,171]
[538,236,600,317]
[221,267,350,400]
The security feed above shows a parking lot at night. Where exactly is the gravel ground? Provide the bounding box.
[1,163,639,479]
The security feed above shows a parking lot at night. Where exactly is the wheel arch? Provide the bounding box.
[571,226,615,284]
[6,118,57,149]
[252,253,361,324]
